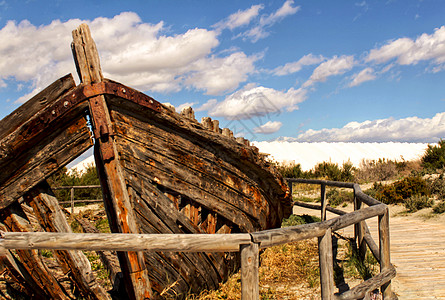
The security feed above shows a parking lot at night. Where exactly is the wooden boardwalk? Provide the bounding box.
[363,215,445,299]
[294,206,445,299]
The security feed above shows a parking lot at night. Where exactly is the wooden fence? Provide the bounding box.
[53,185,102,214]
[0,179,396,299]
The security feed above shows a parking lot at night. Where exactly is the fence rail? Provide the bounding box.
[52,185,102,213]
[0,179,396,299]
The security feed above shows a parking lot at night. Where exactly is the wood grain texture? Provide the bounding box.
[240,243,259,300]
[26,182,111,300]
[318,228,335,300]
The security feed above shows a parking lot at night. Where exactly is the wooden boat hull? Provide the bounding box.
[0,24,292,299]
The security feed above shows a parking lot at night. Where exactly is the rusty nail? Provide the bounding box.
[122,88,126,93]
[52,110,56,115]
[64,101,69,107]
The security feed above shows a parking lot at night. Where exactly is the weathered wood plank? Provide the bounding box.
[0,203,70,299]
[74,215,121,286]
[111,110,270,227]
[240,242,259,300]
[252,204,386,248]
[117,135,258,232]
[335,266,396,300]
[71,23,153,300]
[26,181,111,300]
[379,208,394,299]
[321,183,327,221]
[0,116,92,210]
[1,232,252,252]
[0,74,76,141]
[127,185,221,292]
[108,98,291,225]
[318,228,334,300]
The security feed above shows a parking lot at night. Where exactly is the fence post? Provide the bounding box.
[241,242,259,300]
[321,183,327,221]
[70,187,75,214]
[318,228,334,299]
[354,187,366,261]
[379,207,393,299]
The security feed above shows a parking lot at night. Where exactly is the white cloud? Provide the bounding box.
[242,0,300,42]
[253,121,282,134]
[0,12,259,104]
[184,51,259,95]
[272,54,325,76]
[303,55,355,87]
[196,99,218,112]
[349,67,376,87]
[213,4,263,31]
[294,112,445,143]
[0,78,5,88]
[366,26,445,67]
[209,83,307,119]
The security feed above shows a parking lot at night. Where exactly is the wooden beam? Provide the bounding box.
[1,232,252,252]
[379,207,394,299]
[0,116,92,210]
[26,181,111,300]
[240,243,259,300]
[318,228,335,300]
[335,266,396,300]
[251,204,386,248]
[0,74,75,141]
[0,202,70,300]
[71,23,152,300]
[321,183,327,221]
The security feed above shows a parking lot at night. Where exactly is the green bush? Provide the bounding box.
[326,189,354,207]
[281,214,321,227]
[48,165,101,203]
[312,161,355,182]
[433,201,445,214]
[422,140,445,172]
[429,174,445,200]
[403,195,434,212]
[277,163,308,178]
[373,176,430,204]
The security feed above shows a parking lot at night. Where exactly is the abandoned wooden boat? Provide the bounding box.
[0,24,292,299]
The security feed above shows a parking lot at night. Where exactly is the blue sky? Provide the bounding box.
[0,0,444,143]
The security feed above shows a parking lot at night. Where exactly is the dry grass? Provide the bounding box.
[186,239,320,300]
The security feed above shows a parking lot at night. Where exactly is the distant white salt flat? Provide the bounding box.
[252,142,430,171]
[68,142,431,174]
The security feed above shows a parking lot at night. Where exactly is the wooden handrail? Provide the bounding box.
[0,178,395,299]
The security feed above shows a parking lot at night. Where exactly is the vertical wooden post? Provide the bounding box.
[72,24,152,299]
[354,187,366,261]
[70,187,74,215]
[318,228,334,300]
[379,207,393,299]
[240,242,259,300]
[321,183,327,221]
[288,180,293,202]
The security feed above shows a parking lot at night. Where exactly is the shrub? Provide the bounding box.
[355,158,398,182]
[429,174,445,200]
[326,189,354,207]
[403,195,434,212]
[312,161,355,182]
[433,201,445,214]
[282,214,321,227]
[373,176,430,204]
[277,163,307,178]
[422,140,445,172]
